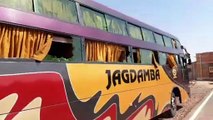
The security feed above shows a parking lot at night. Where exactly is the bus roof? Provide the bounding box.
[0,1,183,55]
[76,0,178,40]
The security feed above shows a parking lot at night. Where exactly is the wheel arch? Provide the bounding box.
[172,87,182,103]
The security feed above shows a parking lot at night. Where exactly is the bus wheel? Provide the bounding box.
[168,93,177,117]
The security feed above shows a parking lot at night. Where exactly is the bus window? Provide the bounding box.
[172,39,178,49]
[85,40,128,63]
[34,0,78,23]
[132,48,141,63]
[175,55,181,65]
[142,28,155,43]
[181,57,186,68]
[45,36,82,62]
[81,6,107,31]
[140,49,153,65]
[0,23,53,61]
[163,36,173,48]
[105,15,128,36]
[176,40,182,49]
[126,47,132,63]
[0,0,33,11]
[159,52,167,65]
[118,50,128,63]
[127,23,143,40]
[153,51,159,63]
[154,33,165,46]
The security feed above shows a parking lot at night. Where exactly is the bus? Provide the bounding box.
[0,0,191,120]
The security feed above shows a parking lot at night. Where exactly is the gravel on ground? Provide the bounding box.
[173,81,213,120]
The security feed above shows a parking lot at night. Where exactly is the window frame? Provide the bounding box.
[141,28,156,43]
[34,0,79,23]
[105,14,128,36]
[0,0,33,12]
[140,49,153,65]
[85,39,131,63]
[163,36,173,48]
[44,35,83,63]
[158,52,167,65]
[154,33,165,46]
[127,23,143,40]
[176,40,182,49]
[80,6,107,31]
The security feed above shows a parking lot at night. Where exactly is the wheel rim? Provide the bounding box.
[171,95,177,111]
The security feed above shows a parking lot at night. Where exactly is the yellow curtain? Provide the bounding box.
[107,44,124,62]
[136,49,141,63]
[86,40,125,62]
[0,24,53,61]
[167,54,177,68]
[86,41,107,62]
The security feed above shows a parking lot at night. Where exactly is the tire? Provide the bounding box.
[168,92,177,117]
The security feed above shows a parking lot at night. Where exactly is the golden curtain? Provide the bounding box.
[107,44,125,62]
[136,49,141,63]
[86,40,125,62]
[167,54,177,68]
[0,24,53,61]
[86,41,107,62]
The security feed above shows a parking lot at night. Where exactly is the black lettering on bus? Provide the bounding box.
[130,69,137,83]
[143,70,150,81]
[112,70,121,87]
[106,69,160,89]
[156,69,160,80]
[106,70,112,90]
[122,69,130,83]
[138,70,143,83]
[150,69,155,80]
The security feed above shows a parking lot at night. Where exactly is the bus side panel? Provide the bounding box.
[0,62,189,119]
[66,63,188,119]
[162,65,190,103]
[0,62,76,120]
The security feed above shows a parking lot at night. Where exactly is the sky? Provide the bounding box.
[94,0,213,61]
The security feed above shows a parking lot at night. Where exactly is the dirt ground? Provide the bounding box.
[173,81,213,120]
[153,80,213,120]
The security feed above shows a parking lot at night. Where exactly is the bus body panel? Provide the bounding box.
[0,62,188,119]
[0,0,190,119]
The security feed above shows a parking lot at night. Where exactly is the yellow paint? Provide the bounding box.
[66,63,189,115]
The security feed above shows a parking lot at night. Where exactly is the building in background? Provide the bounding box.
[189,52,213,80]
